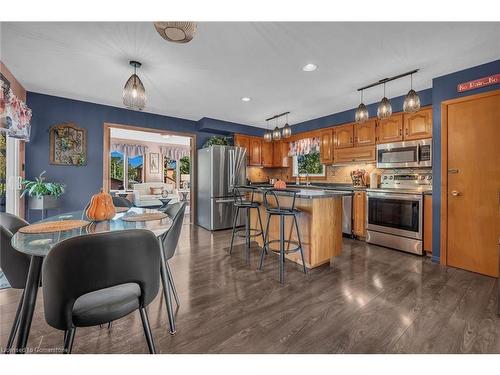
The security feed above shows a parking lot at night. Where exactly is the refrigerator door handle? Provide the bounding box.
[215,198,234,203]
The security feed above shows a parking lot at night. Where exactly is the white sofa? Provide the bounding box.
[132,182,179,207]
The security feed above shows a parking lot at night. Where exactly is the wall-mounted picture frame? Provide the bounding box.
[150,152,160,174]
[49,122,87,166]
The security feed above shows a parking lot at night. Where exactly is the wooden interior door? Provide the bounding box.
[376,114,403,143]
[334,124,353,149]
[403,107,433,141]
[354,119,376,146]
[445,90,500,277]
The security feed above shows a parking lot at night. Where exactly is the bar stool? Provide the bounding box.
[259,189,307,285]
[229,186,265,261]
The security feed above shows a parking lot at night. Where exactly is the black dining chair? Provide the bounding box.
[42,229,161,354]
[158,202,186,307]
[112,196,133,208]
[0,213,31,354]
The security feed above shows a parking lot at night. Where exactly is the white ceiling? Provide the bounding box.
[1,22,499,128]
[110,128,190,145]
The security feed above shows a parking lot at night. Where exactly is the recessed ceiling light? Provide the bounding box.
[241,97,251,102]
[302,63,317,72]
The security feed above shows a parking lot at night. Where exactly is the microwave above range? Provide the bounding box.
[376,138,432,169]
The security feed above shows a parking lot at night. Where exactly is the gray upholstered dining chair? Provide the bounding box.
[112,196,133,208]
[158,202,186,307]
[42,229,161,354]
[0,212,31,354]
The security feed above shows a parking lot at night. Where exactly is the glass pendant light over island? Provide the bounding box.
[272,117,282,141]
[377,83,392,119]
[354,90,369,123]
[263,120,273,142]
[282,112,291,139]
[263,111,291,142]
[123,61,146,111]
[403,73,421,113]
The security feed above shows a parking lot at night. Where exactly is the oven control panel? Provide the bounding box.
[380,172,432,189]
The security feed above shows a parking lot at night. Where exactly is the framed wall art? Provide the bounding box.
[49,123,87,166]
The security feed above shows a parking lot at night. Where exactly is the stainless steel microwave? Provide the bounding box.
[376,139,432,169]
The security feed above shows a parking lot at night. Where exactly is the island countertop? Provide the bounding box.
[238,186,351,199]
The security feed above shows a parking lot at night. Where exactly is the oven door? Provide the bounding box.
[366,192,422,239]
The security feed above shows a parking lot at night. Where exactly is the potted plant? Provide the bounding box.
[203,136,229,148]
[21,171,65,210]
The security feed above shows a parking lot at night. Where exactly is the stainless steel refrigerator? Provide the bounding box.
[197,146,247,231]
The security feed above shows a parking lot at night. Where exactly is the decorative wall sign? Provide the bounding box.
[457,74,500,92]
[150,152,160,174]
[50,123,87,166]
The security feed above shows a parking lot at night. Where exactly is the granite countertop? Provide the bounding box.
[241,185,350,199]
[247,182,365,192]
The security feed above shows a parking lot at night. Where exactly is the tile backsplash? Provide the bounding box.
[247,163,381,185]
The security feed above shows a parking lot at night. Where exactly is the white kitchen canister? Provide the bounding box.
[370,171,379,189]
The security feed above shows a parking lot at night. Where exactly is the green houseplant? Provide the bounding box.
[203,136,229,148]
[21,171,65,210]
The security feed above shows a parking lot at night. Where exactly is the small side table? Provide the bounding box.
[158,198,172,210]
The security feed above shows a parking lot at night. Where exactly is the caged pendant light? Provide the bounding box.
[154,22,197,43]
[272,117,282,141]
[123,61,146,111]
[263,120,273,142]
[282,112,292,139]
[377,82,392,120]
[403,73,421,113]
[354,90,369,123]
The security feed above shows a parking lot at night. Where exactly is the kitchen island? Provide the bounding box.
[246,187,347,269]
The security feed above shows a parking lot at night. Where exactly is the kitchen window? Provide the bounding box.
[292,151,325,177]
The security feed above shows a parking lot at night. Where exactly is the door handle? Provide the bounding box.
[450,190,461,196]
[448,168,459,174]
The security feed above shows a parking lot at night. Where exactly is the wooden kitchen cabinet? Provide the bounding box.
[353,191,366,237]
[334,124,354,149]
[354,119,376,146]
[423,194,433,254]
[273,140,290,167]
[403,107,433,141]
[261,140,273,167]
[334,145,376,164]
[320,129,333,164]
[234,134,250,162]
[249,137,262,166]
[376,114,403,143]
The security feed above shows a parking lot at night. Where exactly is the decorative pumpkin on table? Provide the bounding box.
[273,179,287,190]
[85,190,116,221]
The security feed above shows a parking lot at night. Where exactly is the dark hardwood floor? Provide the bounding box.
[1,221,499,354]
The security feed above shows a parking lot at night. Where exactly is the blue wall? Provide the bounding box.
[25,92,257,220]
[291,89,433,133]
[431,59,500,262]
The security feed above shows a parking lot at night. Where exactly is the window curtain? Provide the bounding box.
[160,145,190,160]
[288,137,320,156]
[111,143,148,157]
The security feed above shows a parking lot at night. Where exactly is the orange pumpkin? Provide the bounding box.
[274,179,286,190]
[86,189,116,221]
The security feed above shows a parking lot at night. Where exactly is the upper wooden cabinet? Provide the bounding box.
[320,129,333,164]
[334,145,376,164]
[249,137,262,166]
[234,134,250,162]
[403,107,433,141]
[354,119,376,146]
[261,140,273,167]
[273,140,290,168]
[334,124,354,149]
[376,114,403,143]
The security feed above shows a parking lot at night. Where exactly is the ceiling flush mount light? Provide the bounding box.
[377,83,392,119]
[354,90,369,124]
[241,97,251,102]
[263,120,273,143]
[403,73,421,113]
[282,113,292,139]
[154,22,197,43]
[302,63,317,72]
[123,61,146,111]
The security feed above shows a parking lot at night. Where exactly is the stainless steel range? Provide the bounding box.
[366,171,432,255]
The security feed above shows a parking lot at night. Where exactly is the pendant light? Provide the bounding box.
[272,117,282,141]
[403,73,421,113]
[282,113,292,139]
[263,120,273,142]
[355,90,369,123]
[377,82,392,119]
[154,22,197,43]
[123,61,146,111]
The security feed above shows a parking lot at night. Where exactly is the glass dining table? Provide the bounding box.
[10,207,177,353]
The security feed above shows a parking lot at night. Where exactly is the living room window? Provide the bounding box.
[110,151,144,190]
